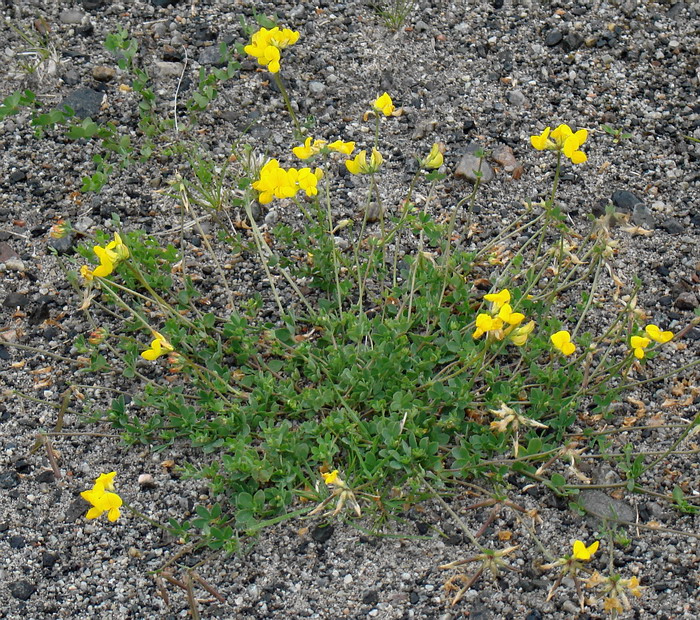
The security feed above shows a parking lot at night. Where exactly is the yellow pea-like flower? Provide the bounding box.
[644,324,673,344]
[373,92,394,116]
[630,335,651,359]
[572,539,599,561]
[484,289,511,310]
[141,331,175,361]
[421,142,444,169]
[328,140,355,155]
[551,330,576,356]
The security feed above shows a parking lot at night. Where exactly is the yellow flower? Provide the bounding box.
[80,472,123,522]
[141,331,174,361]
[484,289,511,311]
[497,303,525,326]
[292,167,323,198]
[345,148,383,174]
[244,27,299,73]
[644,324,673,343]
[252,159,298,204]
[509,320,535,346]
[530,126,552,151]
[105,232,130,262]
[551,330,576,356]
[472,312,504,339]
[421,142,444,169]
[94,471,117,492]
[630,335,651,359]
[322,470,340,485]
[373,92,394,116]
[292,137,327,160]
[560,129,588,164]
[572,539,599,561]
[328,140,355,155]
[530,123,588,164]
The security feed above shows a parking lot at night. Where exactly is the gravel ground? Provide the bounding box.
[1,0,699,618]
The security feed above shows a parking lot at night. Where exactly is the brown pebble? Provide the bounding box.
[92,66,116,82]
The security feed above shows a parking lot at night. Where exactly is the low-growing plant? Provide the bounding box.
[5,15,700,618]
[370,0,417,31]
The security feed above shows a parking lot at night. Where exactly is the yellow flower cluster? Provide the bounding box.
[530,123,588,164]
[472,288,535,346]
[80,233,129,281]
[80,472,123,522]
[345,148,384,175]
[252,159,324,204]
[630,323,673,359]
[292,137,355,160]
[244,26,300,73]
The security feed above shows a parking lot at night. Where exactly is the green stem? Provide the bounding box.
[272,73,302,140]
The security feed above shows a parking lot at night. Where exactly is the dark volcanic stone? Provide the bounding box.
[47,234,75,256]
[362,590,379,605]
[28,301,51,326]
[42,551,59,568]
[3,293,30,309]
[9,580,36,601]
[675,292,698,311]
[545,29,563,46]
[310,523,334,543]
[612,190,643,213]
[415,521,430,535]
[8,170,26,184]
[659,218,684,235]
[57,88,104,119]
[35,470,56,484]
[0,471,21,489]
[562,32,583,52]
[9,535,26,549]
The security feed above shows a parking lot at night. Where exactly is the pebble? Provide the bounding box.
[41,552,59,568]
[47,235,75,255]
[309,81,326,95]
[9,580,36,601]
[675,291,698,311]
[364,202,383,223]
[0,242,21,263]
[198,46,224,66]
[632,203,655,229]
[544,29,563,47]
[491,144,519,173]
[57,88,104,119]
[138,473,157,488]
[561,32,583,52]
[5,258,27,272]
[92,66,116,82]
[3,293,29,309]
[660,218,684,235]
[59,9,85,24]
[310,523,334,543]
[507,90,526,106]
[580,489,635,523]
[9,535,26,549]
[611,189,643,213]
[154,61,185,78]
[454,143,494,184]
